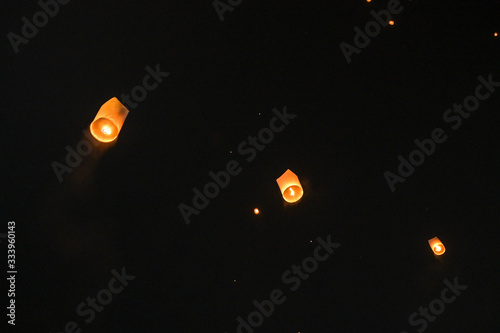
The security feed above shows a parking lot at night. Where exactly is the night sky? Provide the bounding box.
[1,0,499,332]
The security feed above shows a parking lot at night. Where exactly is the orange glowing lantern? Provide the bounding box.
[90,97,129,143]
[495,32,498,37]
[254,208,260,215]
[276,169,304,203]
[389,20,395,26]
[428,237,445,255]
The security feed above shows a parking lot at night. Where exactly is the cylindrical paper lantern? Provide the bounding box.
[90,97,129,143]
[276,169,304,203]
[428,237,445,255]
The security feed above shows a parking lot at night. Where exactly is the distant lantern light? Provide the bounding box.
[254,208,260,215]
[366,0,371,2]
[428,237,446,255]
[276,169,304,203]
[90,97,129,143]
[495,32,498,37]
[389,20,395,25]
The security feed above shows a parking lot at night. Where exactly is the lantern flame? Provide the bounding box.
[101,126,112,135]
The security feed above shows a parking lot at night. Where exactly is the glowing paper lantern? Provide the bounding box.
[428,237,446,255]
[389,20,395,26]
[90,97,129,143]
[495,32,498,37]
[276,169,304,203]
[254,208,260,215]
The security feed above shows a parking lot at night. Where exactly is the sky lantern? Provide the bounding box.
[494,32,498,37]
[276,169,304,203]
[389,20,395,26]
[428,237,446,255]
[90,97,129,143]
[254,208,260,215]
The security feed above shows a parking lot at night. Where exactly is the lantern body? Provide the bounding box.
[428,237,446,255]
[276,169,304,203]
[90,97,129,143]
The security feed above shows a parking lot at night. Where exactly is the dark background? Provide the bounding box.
[1,0,499,332]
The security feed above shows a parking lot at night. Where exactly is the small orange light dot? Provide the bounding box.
[389,20,395,25]
[366,0,371,2]
[254,208,260,215]
[494,32,498,37]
